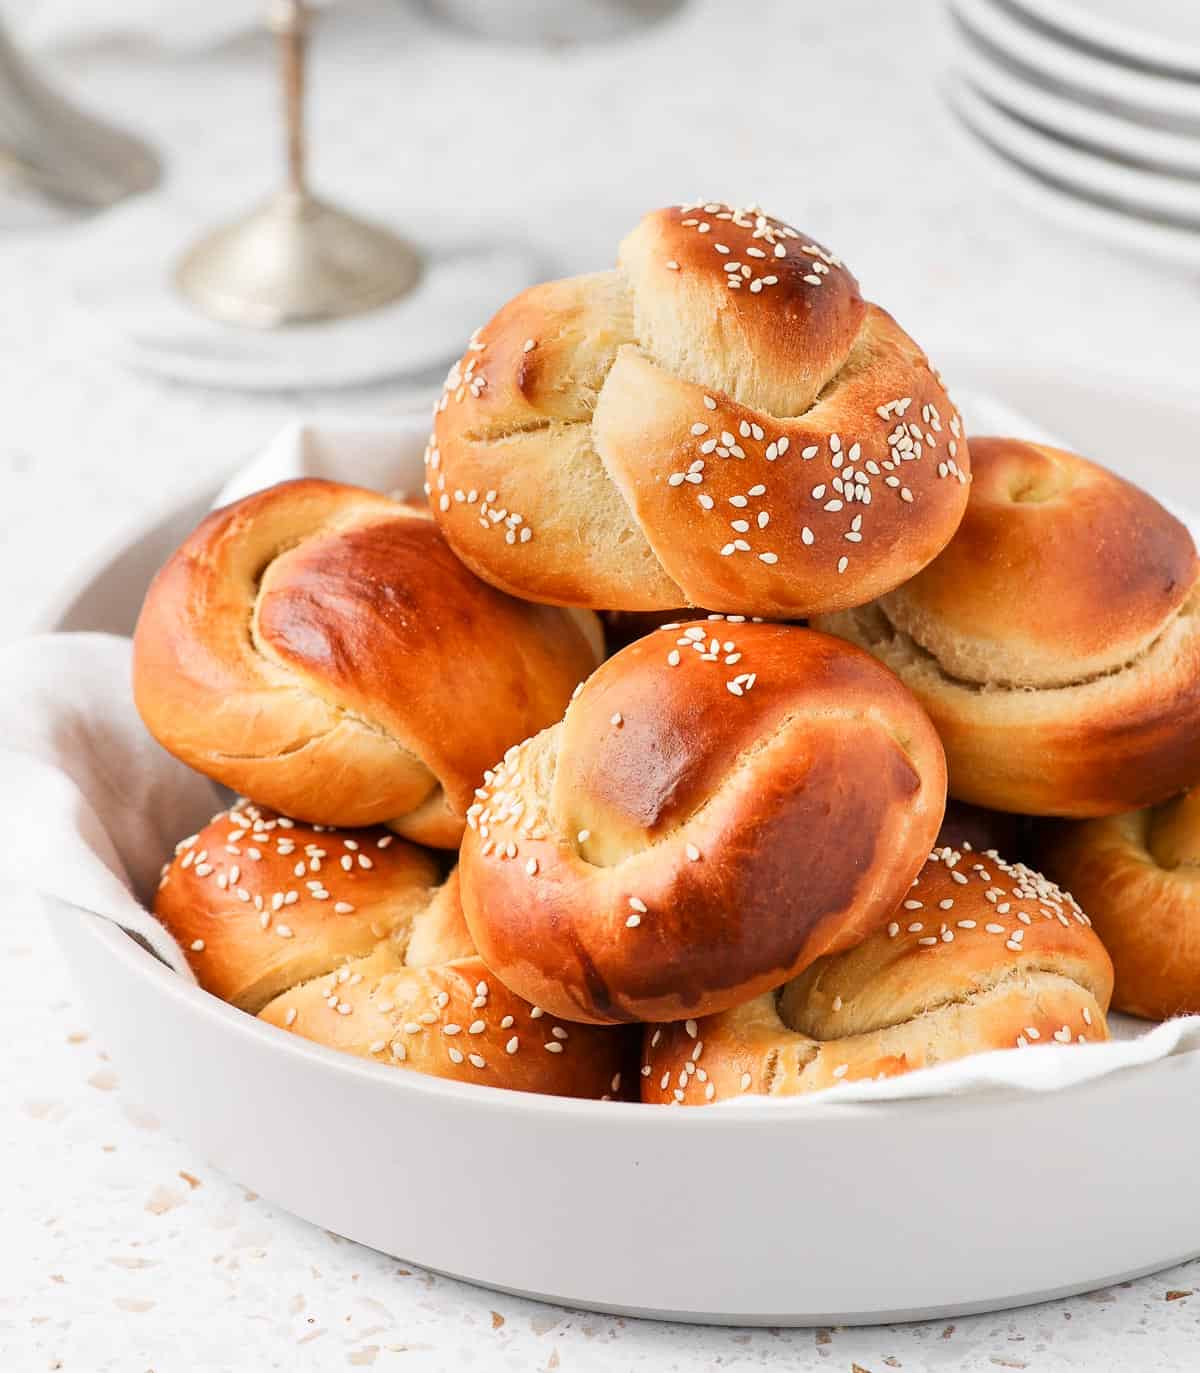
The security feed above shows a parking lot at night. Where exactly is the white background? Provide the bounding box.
[3,0,1200,1367]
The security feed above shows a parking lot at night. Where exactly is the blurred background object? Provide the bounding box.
[939,0,1200,267]
[418,0,686,45]
[175,0,422,327]
[0,15,158,226]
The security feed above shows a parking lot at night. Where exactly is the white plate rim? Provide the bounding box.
[947,75,1200,221]
[950,0,1200,124]
[1003,0,1200,81]
[946,19,1200,174]
[943,84,1200,268]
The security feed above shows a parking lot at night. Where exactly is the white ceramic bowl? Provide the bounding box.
[40,359,1200,1325]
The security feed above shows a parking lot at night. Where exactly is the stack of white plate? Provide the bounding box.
[940,0,1200,268]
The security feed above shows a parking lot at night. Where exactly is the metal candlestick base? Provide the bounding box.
[175,189,422,328]
[175,0,423,328]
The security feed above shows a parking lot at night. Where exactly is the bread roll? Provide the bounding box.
[1041,790,1200,1019]
[133,478,603,847]
[814,437,1200,815]
[429,202,968,617]
[459,620,947,1024]
[156,803,628,1099]
[641,844,1112,1104]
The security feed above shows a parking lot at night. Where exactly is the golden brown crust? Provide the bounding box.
[641,846,1113,1104]
[879,437,1198,685]
[156,805,627,1098]
[132,479,602,847]
[458,621,947,1025]
[429,202,969,616]
[814,438,1200,816]
[1041,791,1200,1020]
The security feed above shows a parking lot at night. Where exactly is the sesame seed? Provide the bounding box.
[448,1047,464,1064]
[545,1041,564,1054]
[611,712,623,727]
[284,1008,297,1027]
[740,1072,752,1091]
[832,1064,849,1079]
[276,924,293,939]
[506,1037,519,1054]
[626,914,642,928]
[577,829,591,843]
[190,939,205,952]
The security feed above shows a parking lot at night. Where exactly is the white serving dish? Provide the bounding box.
[38,359,1200,1325]
[949,0,1200,127]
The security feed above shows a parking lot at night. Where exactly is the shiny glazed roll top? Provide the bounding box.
[459,620,948,1024]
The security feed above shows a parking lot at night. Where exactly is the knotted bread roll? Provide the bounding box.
[428,201,969,617]
[156,803,627,1099]
[459,620,947,1025]
[1042,790,1200,1020]
[133,479,603,848]
[814,437,1200,816]
[641,844,1112,1104]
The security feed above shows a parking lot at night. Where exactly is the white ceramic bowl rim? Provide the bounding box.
[38,374,1200,1131]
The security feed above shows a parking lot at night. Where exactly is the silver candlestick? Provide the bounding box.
[175,0,422,328]
[0,18,159,215]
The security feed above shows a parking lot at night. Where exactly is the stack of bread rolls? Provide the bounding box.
[134,201,1200,1106]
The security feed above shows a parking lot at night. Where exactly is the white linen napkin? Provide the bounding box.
[4,395,1199,1105]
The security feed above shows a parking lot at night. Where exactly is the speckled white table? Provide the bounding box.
[4,1,1200,1367]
